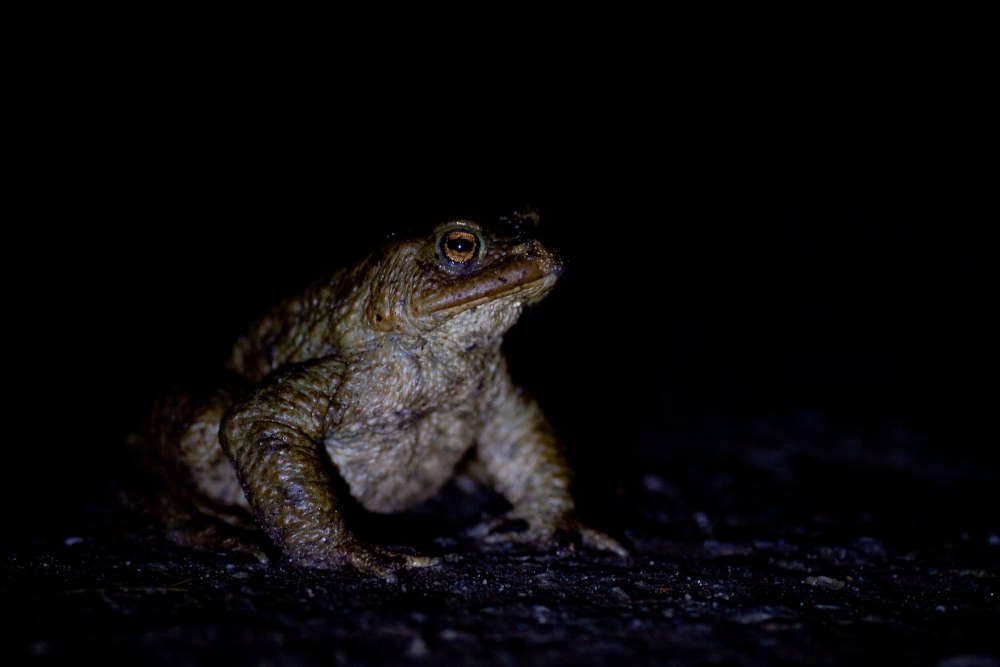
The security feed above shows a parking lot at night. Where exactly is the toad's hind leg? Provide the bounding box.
[125,384,269,562]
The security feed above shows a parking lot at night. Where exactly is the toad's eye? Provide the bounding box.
[439,229,481,264]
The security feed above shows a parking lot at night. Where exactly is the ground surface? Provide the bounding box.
[3,412,998,666]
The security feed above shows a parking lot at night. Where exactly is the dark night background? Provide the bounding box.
[3,104,997,664]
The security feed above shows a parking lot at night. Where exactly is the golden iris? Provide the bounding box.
[440,230,480,264]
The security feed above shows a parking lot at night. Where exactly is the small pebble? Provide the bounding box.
[732,609,778,624]
[804,576,845,591]
[693,512,714,535]
[642,474,670,494]
[609,586,632,604]
[405,636,428,658]
[774,559,809,572]
[854,536,886,558]
[532,605,551,624]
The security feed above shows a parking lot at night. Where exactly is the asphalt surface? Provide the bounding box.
[4,410,998,666]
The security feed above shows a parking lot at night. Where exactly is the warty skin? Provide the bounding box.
[133,218,625,576]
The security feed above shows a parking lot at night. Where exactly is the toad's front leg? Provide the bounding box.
[219,357,434,577]
[473,367,627,557]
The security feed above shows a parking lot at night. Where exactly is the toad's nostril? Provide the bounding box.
[517,241,563,277]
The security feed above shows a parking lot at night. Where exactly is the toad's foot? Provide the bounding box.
[287,539,439,580]
[469,511,628,558]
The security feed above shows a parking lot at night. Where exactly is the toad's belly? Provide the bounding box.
[324,410,478,513]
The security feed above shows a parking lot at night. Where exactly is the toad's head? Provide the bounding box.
[361,214,562,342]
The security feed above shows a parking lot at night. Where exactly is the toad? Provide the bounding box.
[132,215,624,575]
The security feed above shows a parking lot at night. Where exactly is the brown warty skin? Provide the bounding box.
[132,218,625,577]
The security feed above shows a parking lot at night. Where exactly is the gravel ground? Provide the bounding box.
[3,411,997,666]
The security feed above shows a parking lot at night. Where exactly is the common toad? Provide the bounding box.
[133,216,624,575]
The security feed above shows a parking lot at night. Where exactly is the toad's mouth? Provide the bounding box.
[415,260,561,316]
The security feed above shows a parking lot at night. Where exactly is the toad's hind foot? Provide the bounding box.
[469,511,629,558]
[284,537,439,580]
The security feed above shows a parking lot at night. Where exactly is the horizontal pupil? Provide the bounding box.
[447,238,473,253]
